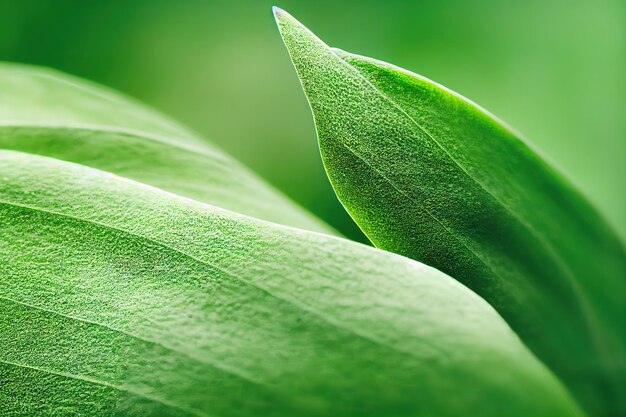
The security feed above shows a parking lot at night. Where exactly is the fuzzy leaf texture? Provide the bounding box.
[273,7,626,417]
[0,155,582,417]
[0,65,583,416]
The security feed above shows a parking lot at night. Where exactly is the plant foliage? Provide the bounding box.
[274,7,626,417]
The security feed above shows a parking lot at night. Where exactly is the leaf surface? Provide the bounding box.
[0,63,333,234]
[274,8,626,416]
[0,149,583,417]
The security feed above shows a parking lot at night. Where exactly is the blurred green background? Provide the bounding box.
[1,0,624,241]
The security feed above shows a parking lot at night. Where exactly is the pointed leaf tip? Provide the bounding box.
[272,6,292,28]
[271,7,313,39]
[272,7,333,69]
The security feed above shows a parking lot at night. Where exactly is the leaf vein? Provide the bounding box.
[0,359,213,417]
[0,199,431,363]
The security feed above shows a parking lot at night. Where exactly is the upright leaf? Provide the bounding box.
[274,8,626,416]
[0,150,582,416]
[0,63,333,234]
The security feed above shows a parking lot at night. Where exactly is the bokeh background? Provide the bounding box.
[1,0,624,242]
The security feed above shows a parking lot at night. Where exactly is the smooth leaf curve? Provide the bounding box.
[0,63,333,234]
[274,8,626,416]
[0,149,584,416]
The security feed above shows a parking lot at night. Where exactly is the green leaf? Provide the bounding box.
[0,62,333,235]
[0,150,582,416]
[274,8,626,416]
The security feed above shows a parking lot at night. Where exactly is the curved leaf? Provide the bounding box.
[0,149,583,416]
[0,63,333,234]
[274,8,626,416]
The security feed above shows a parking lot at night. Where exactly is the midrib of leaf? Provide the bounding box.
[336,141,501,278]
[0,359,209,417]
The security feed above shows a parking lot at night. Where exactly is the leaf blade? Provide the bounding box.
[0,149,583,416]
[0,62,333,234]
[274,8,626,416]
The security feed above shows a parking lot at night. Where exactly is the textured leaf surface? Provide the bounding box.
[0,63,333,234]
[0,150,582,416]
[274,8,626,416]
